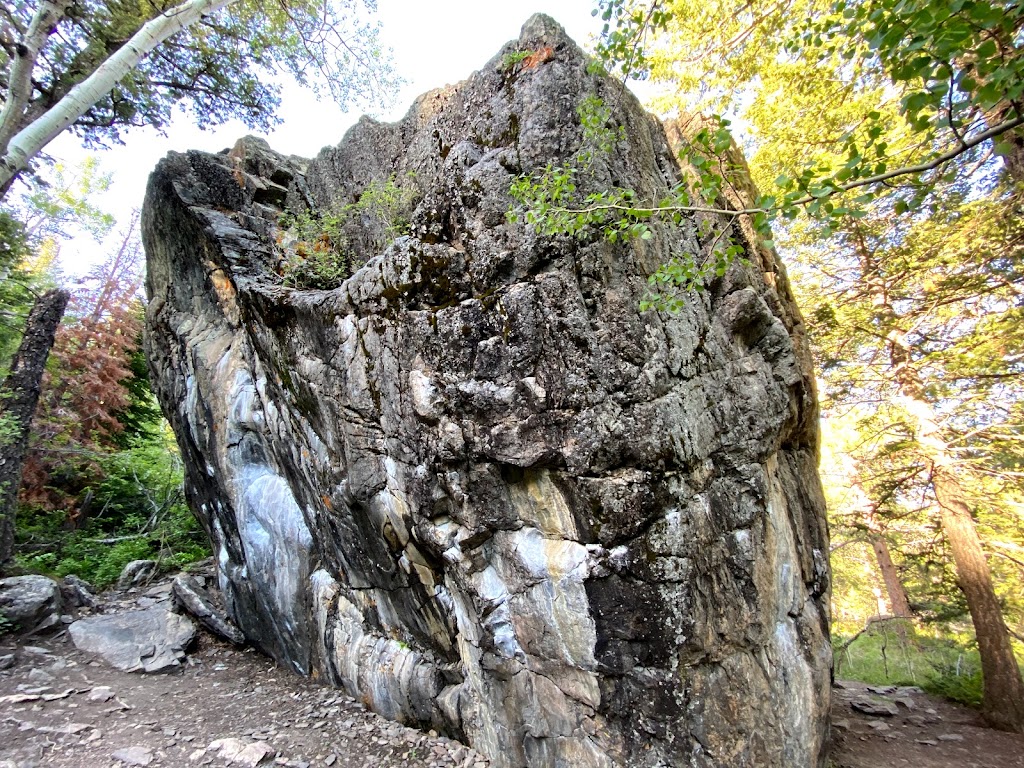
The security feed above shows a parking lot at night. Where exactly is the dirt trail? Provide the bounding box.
[0,571,488,768]
[830,679,1024,768]
[1,578,1022,768]
[0,627,490,768]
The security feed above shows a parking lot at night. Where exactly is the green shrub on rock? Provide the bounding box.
[277,174,416,290]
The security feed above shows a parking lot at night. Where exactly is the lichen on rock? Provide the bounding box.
[142,14,831,768]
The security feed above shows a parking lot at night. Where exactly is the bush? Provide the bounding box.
[923,663,984,708]
[278,173,416,289]
[15,427,209,588]
[55,536,153,587]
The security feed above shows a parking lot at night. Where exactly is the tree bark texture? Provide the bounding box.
[896,364,1024,732]
[0,288,68,567]
[869,532,913,618]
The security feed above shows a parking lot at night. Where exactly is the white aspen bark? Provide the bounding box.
[0,0,236,193]
[0,0,74,155]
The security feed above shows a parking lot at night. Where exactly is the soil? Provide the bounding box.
[2,577,1023,768]
[0,574,488,768]
[830,679,1024,768]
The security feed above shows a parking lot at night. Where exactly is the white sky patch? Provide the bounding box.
[45,1,604,277]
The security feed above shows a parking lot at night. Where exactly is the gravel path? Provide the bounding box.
[0,577,488,768]
[2,572,1022,768]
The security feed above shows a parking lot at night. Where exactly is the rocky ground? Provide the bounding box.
[0,569,489,768]
[1,570,1022,768]
[829,679,1024,768]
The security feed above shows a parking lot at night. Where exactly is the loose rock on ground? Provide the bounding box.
[0,573,491,768]
[1,571,1022,768]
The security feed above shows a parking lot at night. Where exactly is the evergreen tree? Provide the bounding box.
[580,0,1024,730]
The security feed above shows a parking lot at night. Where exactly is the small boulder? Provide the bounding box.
[88,685,115,702]
[116,560,159,591]
[69,606,196,673]
[27,667,53,683]
[207,737,276,767]
[851,697,899,717]
[0,575,63,633]
[61,574,97,608]
[112,745,154,766]
[172,574,246,644]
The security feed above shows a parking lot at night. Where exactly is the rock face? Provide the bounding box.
[0,575,63,633]
[68,607,197,673]
[142,15,831,768]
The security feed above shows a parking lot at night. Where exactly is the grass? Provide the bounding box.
[832,620,1005,708]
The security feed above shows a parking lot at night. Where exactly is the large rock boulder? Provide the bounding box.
[68,607,196,673]
[0,575,63,633]
[142,15,831,768]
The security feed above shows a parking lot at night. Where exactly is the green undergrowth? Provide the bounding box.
[14,437,209,589]
[277,173,416,290]
[832,621,1022,708]
[15,510,208,589]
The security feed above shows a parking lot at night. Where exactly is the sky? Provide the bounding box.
[48,0,606,277]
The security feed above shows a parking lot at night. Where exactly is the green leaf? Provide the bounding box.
[976,39,997,61]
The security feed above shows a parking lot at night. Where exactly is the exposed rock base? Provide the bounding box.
[69,607,196,673]
[142,14,831,767]
[0,575,63,633]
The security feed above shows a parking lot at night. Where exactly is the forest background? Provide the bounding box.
[0,0,1022,737]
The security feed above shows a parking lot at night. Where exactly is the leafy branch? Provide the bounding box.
[508,102,773,302]
[592,0,672,81]
[535,0,1024,308]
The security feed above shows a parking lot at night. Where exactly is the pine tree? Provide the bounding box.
[590,0,1024,730]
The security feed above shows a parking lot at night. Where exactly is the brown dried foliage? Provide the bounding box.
[522,46,554,69]
[20,220,144,520]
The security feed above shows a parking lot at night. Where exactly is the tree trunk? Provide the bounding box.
[869,532,913,618]
[0,0,235,196]
[842,454,914,618]
[903,390,1024,732]
[853,220,1024,732]
[0,0,74,160]
[0,289,68,567]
